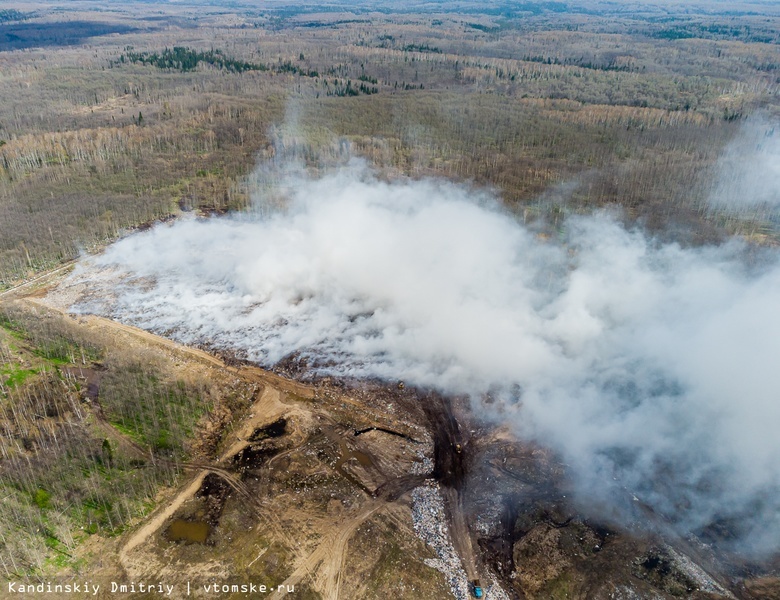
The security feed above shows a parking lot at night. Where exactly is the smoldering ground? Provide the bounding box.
[60,133,780,556]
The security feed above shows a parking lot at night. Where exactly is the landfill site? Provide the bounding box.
[1,273,775,600]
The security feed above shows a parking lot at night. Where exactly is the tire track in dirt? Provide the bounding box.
[268,500,384,600]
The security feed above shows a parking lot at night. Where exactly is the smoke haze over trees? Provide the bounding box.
[59,138,780,555]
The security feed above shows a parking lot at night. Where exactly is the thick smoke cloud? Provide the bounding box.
[64,158,780,554]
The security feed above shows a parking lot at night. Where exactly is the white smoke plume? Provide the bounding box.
[708,114,780,213]
[60,155,780,555]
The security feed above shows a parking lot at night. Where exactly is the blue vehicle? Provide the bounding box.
[471,580,483,598]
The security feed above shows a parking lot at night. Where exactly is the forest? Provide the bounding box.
[0,0,777,287]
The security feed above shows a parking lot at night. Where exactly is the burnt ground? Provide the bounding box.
[421,393,468,490]
[195,474,232,527]
[378,382,779,600]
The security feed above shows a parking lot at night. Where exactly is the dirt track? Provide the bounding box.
[120,472,209,561]
[0,262,76,299]
[269,500,385,600]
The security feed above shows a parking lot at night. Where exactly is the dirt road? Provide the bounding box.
[422,395,480,581]
[120,472,209,561]
[0,262,75,299]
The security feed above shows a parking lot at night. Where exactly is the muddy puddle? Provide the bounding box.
[336,439,374,469]
[61,366,102,401]
[166,519,210,544]
[332,439,376,493]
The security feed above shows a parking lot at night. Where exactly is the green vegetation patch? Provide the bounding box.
[117,47,320,78]
[1,365,38,389]
[402,43,442,53]
[0,306,103,364]
[120,46,268,74]
[100,360,211,457]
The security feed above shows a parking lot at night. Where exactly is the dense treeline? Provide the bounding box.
[120,46,268,74]
[0,10,28,23]
[519,54,637,72]
[324,79,379,96]
[118,46,320,78]
[401,43,442,54]
[0,21,135,52]
[652,24,780,44]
